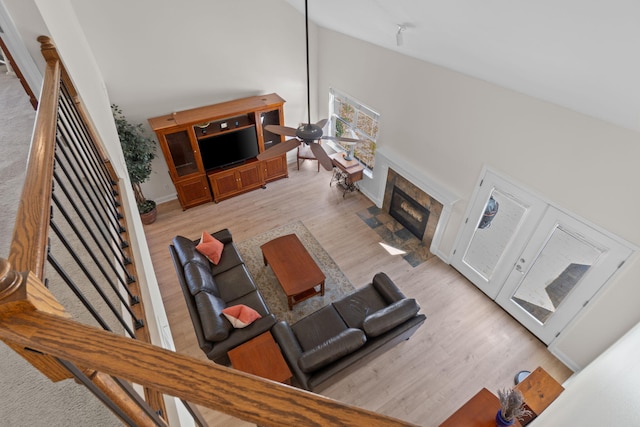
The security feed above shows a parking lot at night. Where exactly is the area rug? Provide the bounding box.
[236,221,355,324]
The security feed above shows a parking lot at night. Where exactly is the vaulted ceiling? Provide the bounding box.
[287,0,640,133]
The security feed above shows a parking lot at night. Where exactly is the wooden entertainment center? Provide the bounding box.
[148,93,288,209]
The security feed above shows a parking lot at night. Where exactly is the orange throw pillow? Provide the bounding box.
[195,231,224,265]
[222,305,262,328]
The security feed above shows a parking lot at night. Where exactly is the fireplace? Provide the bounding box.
[390,186,430,240]
[382,168,444,255]
[370,149,458,263]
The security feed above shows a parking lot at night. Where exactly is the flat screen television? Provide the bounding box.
[198,125,260,171]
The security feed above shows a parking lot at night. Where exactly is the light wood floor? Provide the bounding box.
[143,160,573,427]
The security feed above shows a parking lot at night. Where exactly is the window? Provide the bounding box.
[328,88,380,170]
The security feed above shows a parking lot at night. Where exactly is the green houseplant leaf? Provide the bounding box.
[111,104,157,214]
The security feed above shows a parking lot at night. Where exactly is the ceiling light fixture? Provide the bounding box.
[396,24,406,46]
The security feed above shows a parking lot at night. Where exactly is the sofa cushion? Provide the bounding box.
[196,231,224,265]
[222,304,262,328]
[214,264,259,303]
[211,228,233,245]
[183,262,219,296]
[372,272,406,303]
[363,298,420,337]
[297,328,366,373]
[210,242,245,276]
[172,235,211,268]
[333,285,388,329]
[291,305,349,351]
[194,291,231,342]
[226,290,271,318]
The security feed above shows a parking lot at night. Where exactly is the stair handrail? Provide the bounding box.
[0,258,413,426]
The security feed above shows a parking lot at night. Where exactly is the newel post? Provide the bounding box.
[0,258,72,381]
[0,258,68,317]
[0,258,22,300]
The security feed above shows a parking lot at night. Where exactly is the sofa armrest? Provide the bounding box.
[363,298,420,337]
[298,328,366,373]
[211,229,233,245]
[272,321,311,390]
[372,272,406,303]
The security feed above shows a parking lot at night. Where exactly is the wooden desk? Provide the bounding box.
[330,153,364,196]
[439,388,522,427]
[227,331,292,384]
[515,367,564,425]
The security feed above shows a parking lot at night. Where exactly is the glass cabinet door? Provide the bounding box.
[260,109,282,151]
[165,130,199,177]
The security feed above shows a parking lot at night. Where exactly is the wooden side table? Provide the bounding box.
[330,153,364,196]
[514,367,564,425]
[227,331,292,384]
[439,388,522,427]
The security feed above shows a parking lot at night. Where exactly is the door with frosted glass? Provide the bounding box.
[451,171,546,298]
[495,207,632,344]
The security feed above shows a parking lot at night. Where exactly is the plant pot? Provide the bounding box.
[140,207,157,225]
[495,409,515,427]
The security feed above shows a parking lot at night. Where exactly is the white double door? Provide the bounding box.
[452,170,632,344]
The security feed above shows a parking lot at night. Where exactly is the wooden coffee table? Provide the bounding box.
[260,233,325,310]
[227,331,292,384]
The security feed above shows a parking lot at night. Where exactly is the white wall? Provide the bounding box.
[68,0,311,203]
[531,321,640,426]
[0,0,43,96]
[316,29,640,370]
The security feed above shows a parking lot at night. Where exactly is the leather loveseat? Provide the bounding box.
[272,272,426,391]
[169,229,276,365]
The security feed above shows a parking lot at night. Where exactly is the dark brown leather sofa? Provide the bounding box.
[272,272,426,391]
[169,229,276,365]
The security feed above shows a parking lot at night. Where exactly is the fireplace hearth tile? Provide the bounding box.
[364,216,382,228]
[358,205,433,267]
[403,252,423,268]
[366,206,382,215]
[394,228,413,241]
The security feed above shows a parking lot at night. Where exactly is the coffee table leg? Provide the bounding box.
[288,296,293,311]
[262,252,268,266]
[320,280,325,296]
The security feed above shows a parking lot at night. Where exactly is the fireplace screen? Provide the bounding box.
[389,186,430,239]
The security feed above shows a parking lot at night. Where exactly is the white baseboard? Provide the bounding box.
[155,193,178,205]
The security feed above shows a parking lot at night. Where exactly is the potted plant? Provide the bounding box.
[112,104,158,224]
[496,387,531,426]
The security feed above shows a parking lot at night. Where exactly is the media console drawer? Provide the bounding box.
[207,154,287,203]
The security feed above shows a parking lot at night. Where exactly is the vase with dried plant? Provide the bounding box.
[496,387,532,426]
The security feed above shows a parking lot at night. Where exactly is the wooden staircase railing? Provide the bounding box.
[0,36,417,427]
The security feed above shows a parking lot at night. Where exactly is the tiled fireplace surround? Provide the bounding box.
[383,168,443,253]
[366,149,459,262]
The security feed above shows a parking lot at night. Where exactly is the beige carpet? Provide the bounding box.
[236,221,355,325]
[0,64,34,257]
